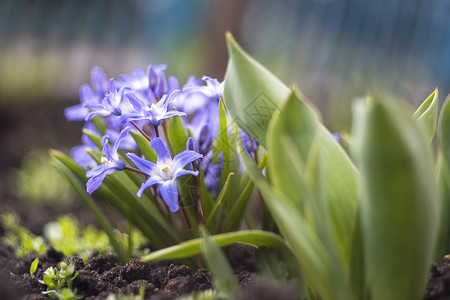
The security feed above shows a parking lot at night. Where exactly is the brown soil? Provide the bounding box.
[424,255,450,300]
[0,239,301,300]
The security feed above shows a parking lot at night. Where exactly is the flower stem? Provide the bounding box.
[124,165,150,176]
[178,194,194,240]
[154,125,159,138]
[130,121,152,142]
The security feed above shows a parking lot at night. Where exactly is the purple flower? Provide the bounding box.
[64,67,108,121]
[86,128,129,194]
[85,79,130,122]
[70,123,99,170]
[149,64,168,99]
[177,76,225,114]
[116,68,149,92]
[120,90,186,127]
[201,150,223,196]
[126,138,202,212]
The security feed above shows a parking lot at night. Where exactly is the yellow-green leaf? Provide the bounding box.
[359,96,438,300]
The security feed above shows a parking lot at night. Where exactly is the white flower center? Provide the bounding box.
[150,103,157,110]
[100,156,109,164]
[160,164,173,180]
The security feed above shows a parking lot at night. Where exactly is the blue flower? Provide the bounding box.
[201,150,223,196]
[120,90,186,127]
[148,64,168,99]
[64,67,108,121]
[116,68,149,92]
[126,138,202,212]
[86,128,129,194]
[84,79,130,122]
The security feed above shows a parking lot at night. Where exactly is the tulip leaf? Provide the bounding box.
[238,144,349,300]
[413,88,439,144]
[267,88,359,266]
[224,32,290,146]
[358,96,438,300]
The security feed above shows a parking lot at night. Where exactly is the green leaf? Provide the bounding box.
[205,172,235,233]
[358,96,439,300]
[221,152,266,232]
[434,155,450,262]
[200,228,239,299]
[168,115,188,155]
[267,88,359,266]
[51,159,127,263]
[224,32,290,146]
[439,95,450,174]
[141,230,287,262]
[91,115,107,135]
[130,130,156,162]
[82,128,102,149]
[30,258,39,276]
[436,95,450,261]
[413,88,439,143]
[238,147,349,300]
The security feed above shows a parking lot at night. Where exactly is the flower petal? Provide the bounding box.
[174,169,199,179]
[160,181,179,212]
[90,67,108,94]
[126,153,155,175]
[64,104,89,121]
[113,127,130,153]
[136,177,160,197]
[173,150,203,170]
[162,110,187,120]
[86,165,115,194]
[150,138,172,164]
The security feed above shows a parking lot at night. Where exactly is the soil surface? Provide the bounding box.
[425,255,450,300]
[0,240,300,300]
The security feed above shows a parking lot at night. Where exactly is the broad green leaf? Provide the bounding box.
[130,130,156,162]
[141,230,287,262]
[168,116,188,155]
[436,95,450,261]
[224,32,289,146]
[238,146,351,300]
[413,88,439,143]
[439,95,450,172]
[200,228,239,299]
[434,155,450,262]
[358,96,438,300]
[267,88,359,266]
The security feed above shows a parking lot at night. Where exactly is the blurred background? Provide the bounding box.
[0,0,449,230]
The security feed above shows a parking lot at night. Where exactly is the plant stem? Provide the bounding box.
[178,194,194,240]
[124,165,150,176]
[130,121,152,142]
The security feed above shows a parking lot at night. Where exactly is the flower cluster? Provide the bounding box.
[65,65,228,212]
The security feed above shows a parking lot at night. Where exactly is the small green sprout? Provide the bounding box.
[30,258,39,276]
[39,260,82,300]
